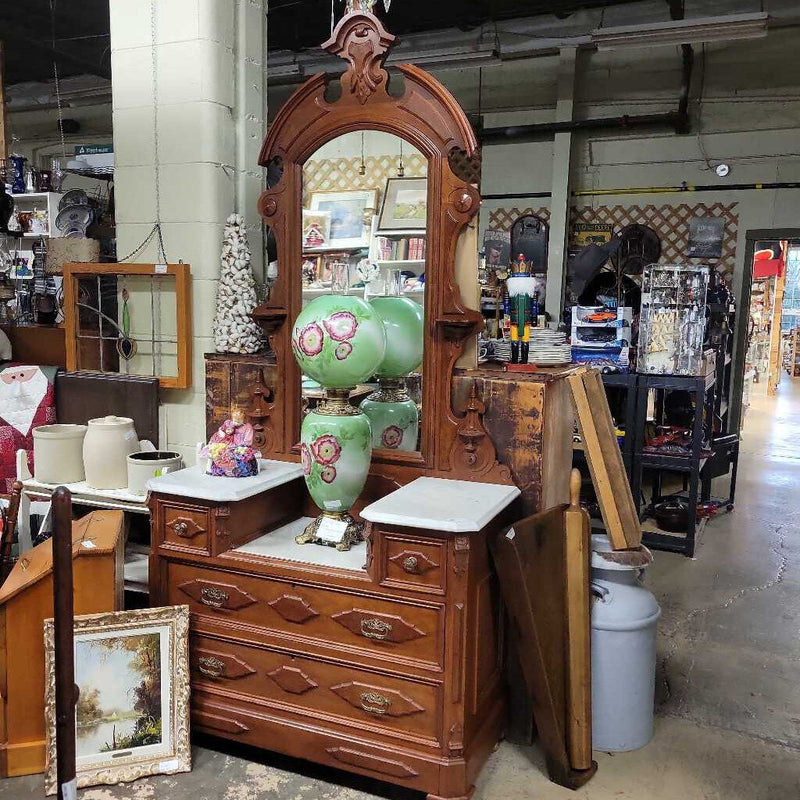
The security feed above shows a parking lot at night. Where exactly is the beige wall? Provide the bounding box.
[109,0,267,463]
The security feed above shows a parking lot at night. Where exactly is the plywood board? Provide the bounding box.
[569,369,641,549]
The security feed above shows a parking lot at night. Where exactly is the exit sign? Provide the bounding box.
[74,144,113,156]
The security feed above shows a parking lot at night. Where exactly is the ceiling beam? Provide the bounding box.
[0,20,110,80]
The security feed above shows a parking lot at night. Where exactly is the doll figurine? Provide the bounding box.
[202,409,261,477]
[504,254,538,364]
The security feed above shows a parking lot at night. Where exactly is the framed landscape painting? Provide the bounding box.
[44,605,191,794]
[378,177,427,231]
[309,189,376,248]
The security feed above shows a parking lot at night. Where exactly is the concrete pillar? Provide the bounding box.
[109,0,267,462]
[545,47,578,323]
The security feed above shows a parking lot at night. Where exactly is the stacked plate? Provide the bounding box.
[56,189,91,237]
[528,328,572,366]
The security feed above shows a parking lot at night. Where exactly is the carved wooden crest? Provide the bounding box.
[253,8,512,488]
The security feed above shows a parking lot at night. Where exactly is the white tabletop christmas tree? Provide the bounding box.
[213,213,265,354]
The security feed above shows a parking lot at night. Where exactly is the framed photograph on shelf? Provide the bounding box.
[309,190,376,249]
[44,605,191,794]
[378,177,427,231]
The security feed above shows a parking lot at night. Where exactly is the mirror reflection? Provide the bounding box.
[299,130,427,455]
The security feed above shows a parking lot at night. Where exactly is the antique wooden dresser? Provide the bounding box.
[149,469,519,800]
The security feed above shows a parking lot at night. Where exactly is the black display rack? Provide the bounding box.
[632,370,738,557]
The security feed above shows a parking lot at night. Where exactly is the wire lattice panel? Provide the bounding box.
[488,202,739,274]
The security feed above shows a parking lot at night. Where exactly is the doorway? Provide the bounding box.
[732,231,800,434]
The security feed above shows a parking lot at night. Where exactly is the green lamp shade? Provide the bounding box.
[292,295,387,388]
[370,296,424,378]
[361,394,419,451]
[300,410,372,513]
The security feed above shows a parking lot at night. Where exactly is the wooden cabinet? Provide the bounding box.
[149,474,518,800]
[0,510,124,777]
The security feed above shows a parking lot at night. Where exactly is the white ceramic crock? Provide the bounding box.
[32,424,87,484]
[83,415,139,490]
[126,451,183,496]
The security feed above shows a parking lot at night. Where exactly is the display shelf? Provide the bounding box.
[303,244,368,254]
[375,228,427,236]
[375,259,425,267]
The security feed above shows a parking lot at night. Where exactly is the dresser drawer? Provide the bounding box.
[381,535,445,594]
[192,690,441,792]
[161,504,212,553]
[191,634,441,746]
[168,562,444,669]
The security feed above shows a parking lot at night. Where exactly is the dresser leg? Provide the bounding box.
[427,790,474,800]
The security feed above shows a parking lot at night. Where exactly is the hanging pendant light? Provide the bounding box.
[359,132,366,176]
[397,140,405,177]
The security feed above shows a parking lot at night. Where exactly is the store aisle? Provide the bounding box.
[3,387,800,800]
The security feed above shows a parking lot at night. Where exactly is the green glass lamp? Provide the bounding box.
[291,263,386,550]
[361,270,424,451]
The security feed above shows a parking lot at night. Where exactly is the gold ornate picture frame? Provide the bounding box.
[44,605,191,794]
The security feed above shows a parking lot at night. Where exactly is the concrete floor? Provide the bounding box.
[4,381,800,799]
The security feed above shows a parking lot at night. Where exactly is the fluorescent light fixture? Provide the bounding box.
[269,62,305,85]
[591,12,768,49]
[388,45,499,71]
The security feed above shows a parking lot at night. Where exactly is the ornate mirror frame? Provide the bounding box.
[254,10,510,486]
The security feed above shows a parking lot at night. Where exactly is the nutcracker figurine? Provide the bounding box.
[504,254,538,364]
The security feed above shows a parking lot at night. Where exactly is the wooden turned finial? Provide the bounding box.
[569,468,581,510]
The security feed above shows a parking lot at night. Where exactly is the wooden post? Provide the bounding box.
[0,42,8,161]
[52,487,77,800]
[564,468,592,770]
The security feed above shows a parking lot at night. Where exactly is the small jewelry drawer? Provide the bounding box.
[161,505,212,553]
[381,535,445,593]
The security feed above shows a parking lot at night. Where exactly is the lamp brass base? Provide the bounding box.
[295,511,365,552]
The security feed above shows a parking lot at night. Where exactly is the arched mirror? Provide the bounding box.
[300,131,427,455]
[254,9,507,486]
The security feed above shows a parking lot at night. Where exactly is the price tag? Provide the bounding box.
[159,758,181,772]
[60,778,77,800]
[81,540,97,549]
[505,527,516,540]
[154,263,168,274]
[316,516,348,545]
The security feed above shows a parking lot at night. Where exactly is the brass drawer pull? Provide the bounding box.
[198,656,226,678]
[360,691,392,715]
[402,556,419,574]
[200,586,229,608]
[360,617,392,640]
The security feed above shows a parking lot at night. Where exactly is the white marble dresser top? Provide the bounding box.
[147,459,303,501]
[360,476,520,532]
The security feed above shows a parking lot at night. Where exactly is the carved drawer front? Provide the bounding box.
[192,691,439,792]
[168,562,444,669]
[162,505,211,552]
[382,537,445,592]
[190,634,441,744]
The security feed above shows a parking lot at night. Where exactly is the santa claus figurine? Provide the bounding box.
[0,365,56,493]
